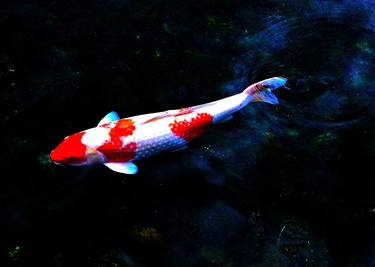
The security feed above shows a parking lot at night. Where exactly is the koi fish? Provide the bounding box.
[50,77,287,174]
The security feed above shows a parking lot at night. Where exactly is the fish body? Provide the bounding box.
[50,77,287,174]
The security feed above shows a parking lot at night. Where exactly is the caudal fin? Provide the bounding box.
[243,77,287,105]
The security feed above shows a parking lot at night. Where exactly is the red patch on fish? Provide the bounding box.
[50,132,87,164]
[109,119,136,136]
[101,142,137,162]
[169,112,213,141]
[98,119,137,161]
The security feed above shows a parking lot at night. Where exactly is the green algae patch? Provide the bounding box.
[264,131,276,141]
[38,152,52,166]
[184,49,210,59]
[356,41,374,55]
[154,49,161,59]
[130,226,163,243]
[206,16,233,33]
[287,129,299,138]
[314,132,336,146]
[8,245,21,261]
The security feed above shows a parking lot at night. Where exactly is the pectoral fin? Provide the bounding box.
[104,162,138,174]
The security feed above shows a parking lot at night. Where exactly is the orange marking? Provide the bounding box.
[169,112,213,141]
[98,119,137,161]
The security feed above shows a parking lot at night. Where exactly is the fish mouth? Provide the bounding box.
[50,150,66,166]
[52,161,66,167]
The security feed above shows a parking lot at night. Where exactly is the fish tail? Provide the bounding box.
[243,77,287,105]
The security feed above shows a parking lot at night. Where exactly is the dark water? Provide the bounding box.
[1,0,375,266]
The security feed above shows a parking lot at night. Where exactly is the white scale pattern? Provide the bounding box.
[128,115,188,161]
[81,127,111,148]
[80,127,111,164]
[198,92,251,123]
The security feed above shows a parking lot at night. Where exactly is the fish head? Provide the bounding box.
[50,132,88,166]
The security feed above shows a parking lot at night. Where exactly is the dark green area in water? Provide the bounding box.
[0,0,375,266]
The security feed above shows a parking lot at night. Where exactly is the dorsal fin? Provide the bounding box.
[141,113,172,124]
[139,108,194,124]
[127,111,167,125]
[98,111,120,126]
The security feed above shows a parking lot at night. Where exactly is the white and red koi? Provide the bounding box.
[50,77,287,174]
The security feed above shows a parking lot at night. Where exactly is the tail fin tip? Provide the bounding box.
[248,76,288,105]
[252,90,279,105]
[263,77,288,90]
